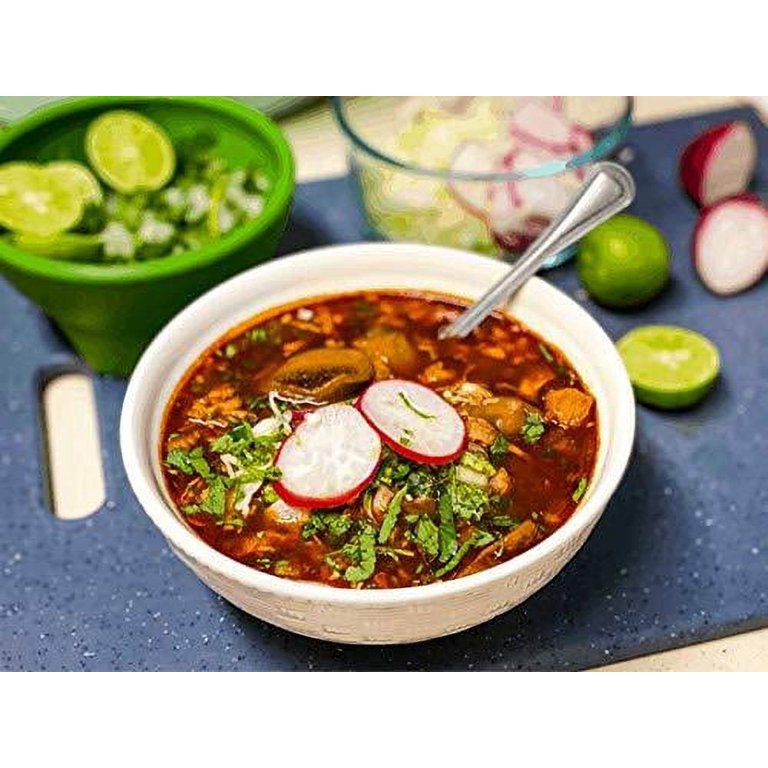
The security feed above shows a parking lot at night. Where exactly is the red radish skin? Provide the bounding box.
[680,121,757,207]
[274,404,382,508]
[693,195,768,296]
[494,215,550,254]
[358,380,467,465]
[509,99,575,153]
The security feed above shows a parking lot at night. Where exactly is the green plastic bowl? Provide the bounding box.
[0,97,295,376]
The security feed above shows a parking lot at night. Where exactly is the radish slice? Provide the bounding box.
[359,380,466,464]
[513,149,572,218]
[570,126,594,155]
[680,121,757,207]
[448,140,498,219]
[494,214,550,254]
[274,404,381,508]
[509,99,575,153]
[693,196,768,296]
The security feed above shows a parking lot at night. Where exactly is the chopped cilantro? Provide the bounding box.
[406,466,437,498]
[489,434,509,464]
[216,517,244,529]
[460,450,496,477]
[341,523,377,583]
[165,446,212,479]
[399,428,414,447]
[435,530,495,578]
[273,560,293,577]
[413,516,439,559]
[538,343,555,363]
[520,411,546,445]
[489,515,519,528]
[378,486,407,544]
[375,450,412,487]
[302,511,353,544]
[200,476,227,517]
[224,343,238,358]
[437,488,457,563]
[261,485,279,505]
[572,477,588,502]
[398,391,436,419]
[445,467,490,522]
[248,327,279,345]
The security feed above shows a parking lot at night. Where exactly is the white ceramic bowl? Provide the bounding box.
[120,243,635,644]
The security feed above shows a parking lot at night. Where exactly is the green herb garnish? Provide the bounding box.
[375,449,412,487]
[340,523,378,583]
[435,530,495,578]
[520,411,546,445]
[489,434,509,464]
[572,477,588,502]
[165,446,212,479]
[489,515,519,528]
[460,450,496,477]
[378,486,408,544]
[538,343,555,363]
[413,516,439,559]
[398,391,436,420]
[302,511,353,545]
[200,476,227,517]
[248,327,279,345]
[437,488,457,563]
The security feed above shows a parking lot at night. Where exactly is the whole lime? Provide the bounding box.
[577,214,671,308]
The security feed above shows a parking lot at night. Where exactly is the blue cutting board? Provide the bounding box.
[1,107,766,670]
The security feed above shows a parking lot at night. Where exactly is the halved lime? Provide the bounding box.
[85,110,175,193]
[0,163,83,237]
[617,325,720,409]
[13,231,102,261]
[46,161,102,205]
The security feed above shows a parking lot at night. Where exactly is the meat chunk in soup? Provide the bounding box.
[544,388,595,427]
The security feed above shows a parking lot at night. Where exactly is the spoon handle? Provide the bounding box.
[438,161,636,340]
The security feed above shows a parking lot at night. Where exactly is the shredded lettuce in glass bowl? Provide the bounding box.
[333,97,633,268]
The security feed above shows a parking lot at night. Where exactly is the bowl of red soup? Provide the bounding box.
[120,243,635,643]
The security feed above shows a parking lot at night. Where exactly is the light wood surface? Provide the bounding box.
[43,95,766,669]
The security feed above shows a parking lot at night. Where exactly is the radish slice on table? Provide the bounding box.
[693,196,768,296]
[359,380,466,464]
[680,121,757,207]
[274,404,381,508]
[508,99,575,153]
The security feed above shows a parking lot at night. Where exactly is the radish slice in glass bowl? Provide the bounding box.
[274,403,382,508]
[359,379,466,464]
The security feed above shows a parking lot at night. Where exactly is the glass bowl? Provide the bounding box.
[332,96,633,268]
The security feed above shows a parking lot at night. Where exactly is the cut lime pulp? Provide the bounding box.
[46,161,102,205]
[0,163,83,237]
[617,325,720,409]
[85,110,175,193]
[13,232,102,261]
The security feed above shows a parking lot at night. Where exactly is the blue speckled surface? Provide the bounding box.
[1,107,766,670]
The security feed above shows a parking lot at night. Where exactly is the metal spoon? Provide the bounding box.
[438,161,636,340]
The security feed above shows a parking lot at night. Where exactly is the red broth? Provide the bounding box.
[160,291,598,588]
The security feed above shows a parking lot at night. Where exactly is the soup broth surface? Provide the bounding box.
[161,291,598,588]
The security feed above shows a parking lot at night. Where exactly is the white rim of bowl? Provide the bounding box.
[120,243,636,606]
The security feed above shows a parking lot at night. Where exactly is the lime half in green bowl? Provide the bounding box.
[0,97,295,376]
